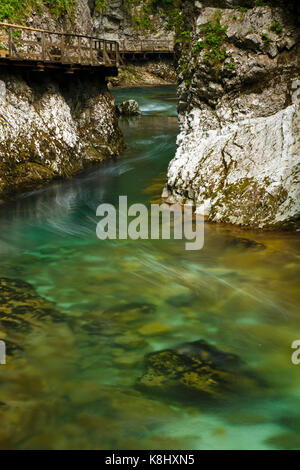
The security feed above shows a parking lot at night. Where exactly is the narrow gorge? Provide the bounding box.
[0,0,300,452]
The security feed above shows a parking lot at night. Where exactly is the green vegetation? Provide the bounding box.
[44,0,76,18]
[122,0,184,38]
[95,0,109,13]
[233,6,248,13]
[0,0,39,23]
[0,0,77,23]
[177,55,192,84]
[255,0,272,6]
[175,29,191,44]
[261,32,272,43]
[193,12,231,74]
[269,21,283,34]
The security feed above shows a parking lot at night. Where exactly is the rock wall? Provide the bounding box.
[0,1,123,201]
[164,0,300,229]
[91,0,173,43]
[108,58,177,87]
[0,72,123,200]
[91,1,176,86]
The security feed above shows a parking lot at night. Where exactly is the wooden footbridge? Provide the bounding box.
[119,39,174,58]
[0,22,174,75]
[0,22,120,75]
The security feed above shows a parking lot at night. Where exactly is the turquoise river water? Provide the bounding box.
[0,85,299,449]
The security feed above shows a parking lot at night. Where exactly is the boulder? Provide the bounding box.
[116,100,142,116]
[0,277,63,358]
[137,339,259,402]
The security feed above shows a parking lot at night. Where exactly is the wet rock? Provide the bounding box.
[166,292,197,307]
[0,277,63,357]
[82,301,156,335]
[266,431,300,450]
[278,415,300,433]
[137,339,258,402]
[116,100,142,116]
[114,333,147,350]
[227,237,266,250]
[138,321,172,336]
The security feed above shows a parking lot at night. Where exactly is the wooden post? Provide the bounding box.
[8,27,13,58]
[103,40,107,65]
[61,34,65,62]
[41,31,45,61]
[78,36,81,64]
[90,37,93,65]
[116,42,119,66]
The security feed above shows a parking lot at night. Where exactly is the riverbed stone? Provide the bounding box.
[0,277,63,359]
[227,237,266,251]
[166,292,197,307]
[137,339,258,402]
[0,278,62,328]
[138,321,172,336]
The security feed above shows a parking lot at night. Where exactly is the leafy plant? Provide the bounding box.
[95,0,109,13]
[193,14,230,74]
[123,0,184,38]
[233,6,248,13]
[269,21,283,34]
[175,29,191,43]
[0,0,76,23]
[261,32,272,43]
[0,0,40,24]
[44,0,77,18]
[225,60,235,71]
[255,0,272,6]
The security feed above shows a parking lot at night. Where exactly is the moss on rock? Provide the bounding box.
[137,339,260,402]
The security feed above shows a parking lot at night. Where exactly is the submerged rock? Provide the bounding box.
[116,100,142,116]
[82,301,156,336]
[137,339,259,402]
[227,237,266,251]
[166,292,197,307]
[0,277,63,357]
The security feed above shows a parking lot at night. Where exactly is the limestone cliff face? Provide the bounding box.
[91,1,176,86]
[0,72,123,200]
[165,0,300,229]
[90,0,173,43]
[0,1,123,200]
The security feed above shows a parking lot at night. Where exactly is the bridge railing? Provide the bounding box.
[120,39,174,53]
[0,22,120,67]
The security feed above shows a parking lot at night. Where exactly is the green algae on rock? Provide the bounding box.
[0,277,63,355]
[137,339,259,402]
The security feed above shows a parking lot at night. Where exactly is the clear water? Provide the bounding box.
[0,85,300,450]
